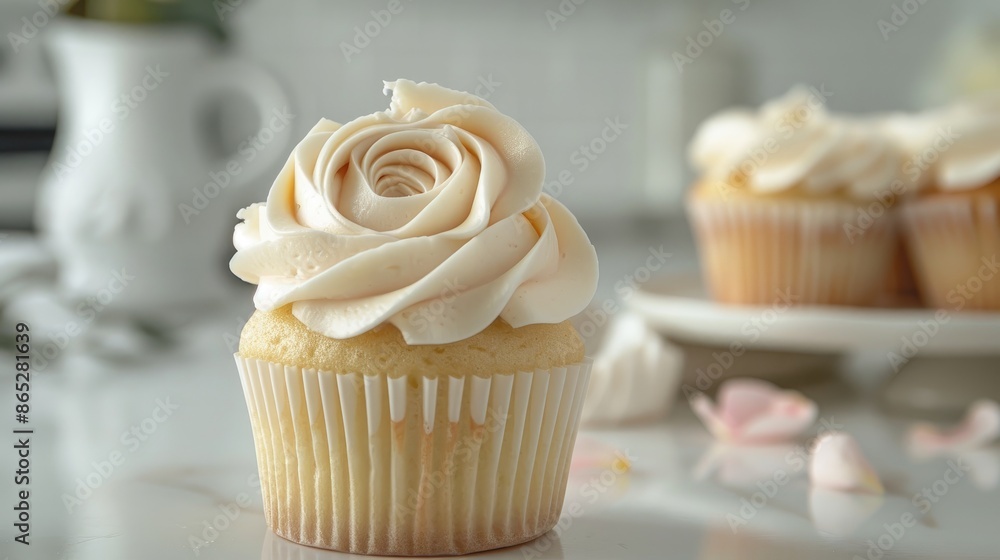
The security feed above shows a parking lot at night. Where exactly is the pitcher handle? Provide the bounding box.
[198,57,294,191]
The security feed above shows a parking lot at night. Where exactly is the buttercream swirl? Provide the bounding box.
[230,79,598,345]
[928,99,1000,191]
[689,88,903,199]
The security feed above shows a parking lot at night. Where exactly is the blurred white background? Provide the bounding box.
[4,0,1000,227]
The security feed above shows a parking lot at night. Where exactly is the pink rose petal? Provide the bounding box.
[690,379,818,444]
[909,399,1000,457]
[809,432,884,494]
[691,392,731,441]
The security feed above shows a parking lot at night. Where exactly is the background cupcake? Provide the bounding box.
[229,80,599,555]
[686,88,908,307]
[900,98,1000,310]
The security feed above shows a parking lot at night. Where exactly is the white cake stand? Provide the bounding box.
[628,274,1000,416]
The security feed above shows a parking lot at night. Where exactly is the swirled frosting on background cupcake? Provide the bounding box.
[872,97,1000,193]
[230,79,598,345]
[689,88,905,199]
[921,98,1000,192]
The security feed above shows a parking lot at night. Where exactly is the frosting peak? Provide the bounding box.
[230,79,598,344]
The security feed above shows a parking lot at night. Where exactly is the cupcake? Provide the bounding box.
[686,88,907,306]
[899,100,1000,310]
[229,79,599,555]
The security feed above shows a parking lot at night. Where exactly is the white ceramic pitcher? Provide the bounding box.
[37,19,292,325]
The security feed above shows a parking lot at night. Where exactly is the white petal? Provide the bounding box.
[809,433,884,494]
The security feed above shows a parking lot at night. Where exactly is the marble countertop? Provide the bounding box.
[1,299,997,560]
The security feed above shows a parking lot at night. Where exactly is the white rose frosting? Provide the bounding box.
[689,88,903,200]
[929,99,1000,191]
[230,79,598,345]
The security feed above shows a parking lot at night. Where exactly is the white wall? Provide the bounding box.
[2,0,996,223]
[224,0,988,221]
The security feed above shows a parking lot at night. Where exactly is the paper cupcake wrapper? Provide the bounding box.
[901,195,1000,310]
[686,197,897,306]
[884,235,921,305]
[235,355,592,556]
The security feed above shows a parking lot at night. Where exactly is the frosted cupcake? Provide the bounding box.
[899,100,1000,310]
[229,80,599,555]
[686,88,907,306]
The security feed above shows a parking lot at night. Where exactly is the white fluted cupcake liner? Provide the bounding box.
[686,197,897,306]
[901,195,1000,310]
[235,355,592,556]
